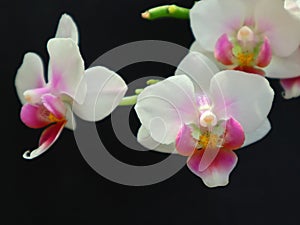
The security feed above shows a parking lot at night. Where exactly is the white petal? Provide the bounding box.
[137,126,177,154]
[189,41,227,70]
[189,41,206,53]
[72,66,128,121]
[255,0,300,57]
[243,119,271,147]
[55,14,79,44]
[64,104,76,130]
[15,53,46,104]
[265,48,300,78]
[285,0,300,10]
[210,71,274,132]
[47,38,86,104]
[135,75,198,144]
[175,52,219,95]
[190,0,246,51]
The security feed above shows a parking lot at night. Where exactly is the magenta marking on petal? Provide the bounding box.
[20,104,52,128]
[256,36,272,68]
[50,68,66,92]
[280,76,300,89]
[280,76,300,99]
[41,94,66,119]
[223,117,245,150]
[23,121,66,159]
[39,121,66,146]
[51,72,62,88]
[214,34,234,66]
[187,149,204,174]
[187,149,238,187]
[175,124,197,156]
[198,144,221,172]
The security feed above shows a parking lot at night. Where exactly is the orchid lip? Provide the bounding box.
[23,120,66,159]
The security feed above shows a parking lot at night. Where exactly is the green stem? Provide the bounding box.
[119,95,137,106]
[141,5,190,20]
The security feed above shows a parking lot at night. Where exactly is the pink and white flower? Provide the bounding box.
[190,0,300,77]
[135,52,274,187]
[274,1,300,98]
[280,76,300,99]
[15,14,128,159]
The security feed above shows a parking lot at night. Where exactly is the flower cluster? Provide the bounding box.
[15,0,300,187]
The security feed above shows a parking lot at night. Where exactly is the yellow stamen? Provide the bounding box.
[237,52,254,67]
[48,113,61,122]
[198,132,220,149]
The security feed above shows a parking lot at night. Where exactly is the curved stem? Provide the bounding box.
[141,5,190,20]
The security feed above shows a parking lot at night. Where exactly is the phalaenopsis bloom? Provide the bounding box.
[15,14,127,159]
[276,0,300,99]
[189,0,300,78]
[135,52,274,187]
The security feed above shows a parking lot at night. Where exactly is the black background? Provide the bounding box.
[3,0,300,224]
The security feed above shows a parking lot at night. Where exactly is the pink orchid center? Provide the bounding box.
[39,105,66,123]
[20,101,67,130]
[235,52,255,67]
[196,117,245,152]
[198,111,222,150]
[215,25,272,70]
[198,131,221,150]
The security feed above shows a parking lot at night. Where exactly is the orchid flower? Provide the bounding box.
[135,52,274,187]
[280,76,300,99]
[15,14,128,159]
[189,0,300,77]
[272,1,300,99]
